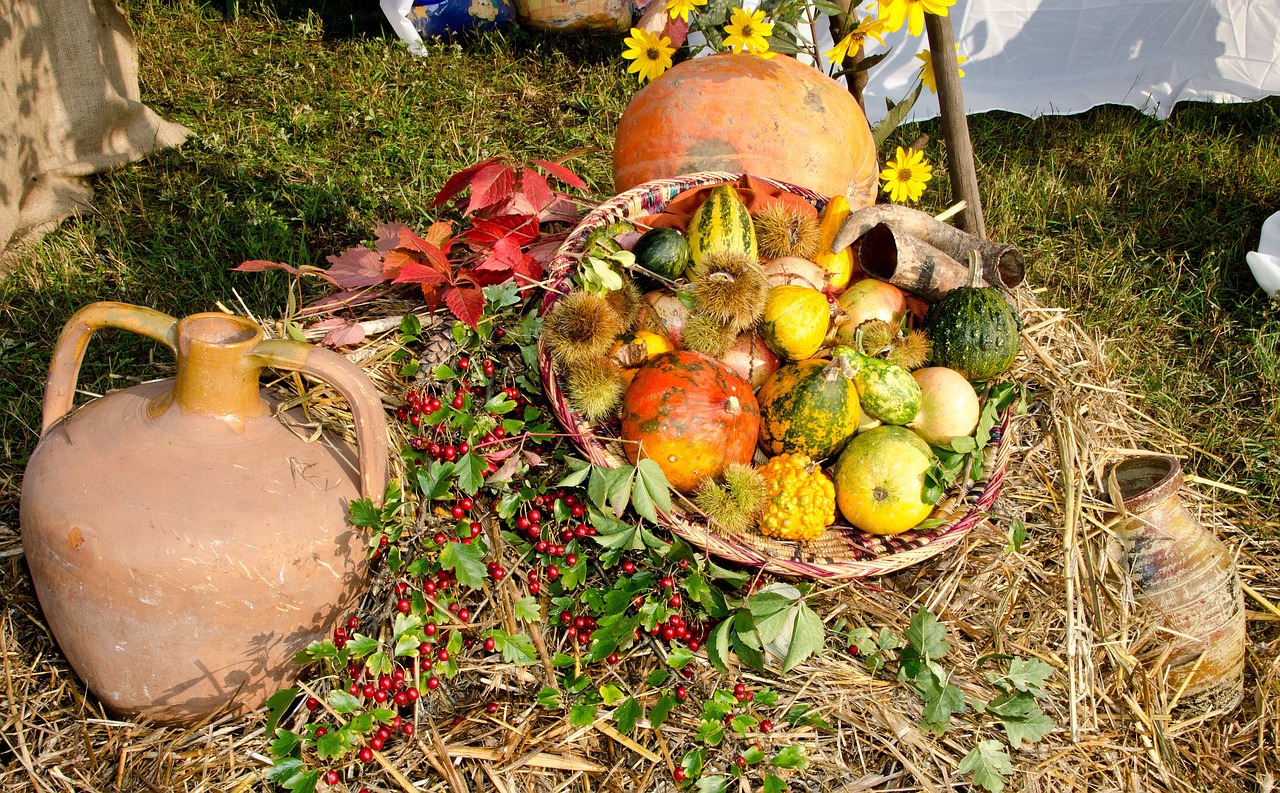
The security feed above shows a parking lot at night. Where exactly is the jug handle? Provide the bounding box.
[249,339,390,508]
[42,302,179,435]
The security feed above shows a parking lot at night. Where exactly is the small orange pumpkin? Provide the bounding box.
[613,53,878,206]
[619,350,760,493]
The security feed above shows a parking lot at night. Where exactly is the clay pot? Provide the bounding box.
[1107,455,1245,714]
[21,303,388,724]
[613,53,879,205]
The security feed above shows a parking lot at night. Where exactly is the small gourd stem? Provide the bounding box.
[967,250,983,289]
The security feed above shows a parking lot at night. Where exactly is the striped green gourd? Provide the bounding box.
[923,253,1022,382]
[831,344,921,426]
[686,184,757,266]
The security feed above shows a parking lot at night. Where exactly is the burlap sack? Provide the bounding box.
[0,0,190,256]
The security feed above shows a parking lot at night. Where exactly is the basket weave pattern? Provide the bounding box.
[538,173,1015,579]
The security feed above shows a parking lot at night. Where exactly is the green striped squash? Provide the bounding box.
[686,185,757,266]
[831,346,921,426]
[757,358,862,460]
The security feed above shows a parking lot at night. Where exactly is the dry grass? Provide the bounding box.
[3,282,1276,792]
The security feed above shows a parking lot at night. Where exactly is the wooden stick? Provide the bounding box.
[924,12,986,237]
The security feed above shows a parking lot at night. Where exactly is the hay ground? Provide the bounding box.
[2,283,1277,792]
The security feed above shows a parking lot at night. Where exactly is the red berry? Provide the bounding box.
[451,505,465,519]
[424,622,438,637]
[546,565,559,579]
[452,395,465,409]
[397,598,412,613]
[678,557,690,570]
[528,581,541,594]
[370,736,384,751]
[734,754,746,768]
[669,594,682,608]
[494,427,506,439]
[363,684,377,698]
[347,615,360,630]
[437,648,450,662]
[734,682,746,696]
[486,701,498,713]
[673,768,687,782]
[484,637,496,652]
[607,652,619,665]
[675,686,687,699]
[427,676,440,690]
[324,770,340,785]
[459,357,470,369]
[458,608,471,622]
[471,523,483,537]
[374,689,388,703]
[305,696,320,711]
[760,719,774,733]
[621,560,636,574]
[459,441,470,454]
[570,504,585,517]
[406,687,420,701]
[359,746,374,762]
[402,723,415,736]
[434,532,447,545]
[659,576,674,590]
[565,553,578,566]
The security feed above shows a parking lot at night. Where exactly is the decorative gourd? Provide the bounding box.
[631,227,690,282]
[923,253,1022,382]
[833,425,935,535]
[831,343,921,426]
[620,351,760,493]
[814,195,855,289]
[759,285,829,360]
[613,53,879,205]
[757,358,861,460]
[686,185,757,265]
[756,453,836,542]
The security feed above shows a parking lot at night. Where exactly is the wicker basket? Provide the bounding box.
[538,173,1015,579]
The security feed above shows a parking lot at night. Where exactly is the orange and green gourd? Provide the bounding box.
[756,358,861,460]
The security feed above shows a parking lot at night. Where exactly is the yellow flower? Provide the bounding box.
[621,27,676,84]
[825,15,888,64]
[879,0,954,37]
[879,146,933,203]
[665,0,706,24]
[724,7,775,57]
[916,46,966,93]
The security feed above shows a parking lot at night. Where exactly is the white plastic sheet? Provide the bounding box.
[860,0,1280,122]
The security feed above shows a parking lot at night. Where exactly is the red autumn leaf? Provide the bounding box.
[484,444,519,463]
[521,168,553,214]
[310,317,368,348]
[486,451,521,483]
[526,236,564,267]
[298,289,381,316]
[459,215,540,248]
[533,159,588,191]
[523,449,543,467]
[325,246,386,289]
[234,259,302,275]
[540,194,583,224]
[666,15,689,48]
[514,252,544,289]
[420,285,442,312]
[393,259,449,286]
[430,157,503,208]
[374,222,407,255]
[445,286,486,329]
[423,221,453,253]
[467,162,516,215]
[396,228,452,271]
[474,235,524,274]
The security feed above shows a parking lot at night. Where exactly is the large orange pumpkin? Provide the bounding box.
[613,53,878,206]
[619,350,760,493]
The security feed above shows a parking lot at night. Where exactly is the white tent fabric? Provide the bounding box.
[859,0,1280,122]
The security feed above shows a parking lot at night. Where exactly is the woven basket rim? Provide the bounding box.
[537,172,1015,579]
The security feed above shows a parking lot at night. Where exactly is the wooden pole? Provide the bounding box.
[924,12,985,238]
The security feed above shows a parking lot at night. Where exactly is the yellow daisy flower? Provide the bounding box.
[825,15,888,64]
[622,27,676,84]
[724,7,775,57]
[879,0,955,37]
[879,146,933,203]
[665,0,706,24]
[916,46,966,93]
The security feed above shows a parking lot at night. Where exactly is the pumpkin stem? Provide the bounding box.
[724,395,741,416]
[967,249,983,289]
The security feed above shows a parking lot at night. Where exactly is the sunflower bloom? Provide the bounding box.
[825,16,888,64]
[879,146,933,203]
[724,7,776,58]
[916,46,967,93]
[879,0,955,37]
[622,28,676,84]
[665,0,706,24]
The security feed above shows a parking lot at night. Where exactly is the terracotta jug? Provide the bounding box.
[20,303,388,724]
[1107,455,1245,714]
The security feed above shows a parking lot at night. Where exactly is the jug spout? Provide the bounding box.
[171,313,271,422]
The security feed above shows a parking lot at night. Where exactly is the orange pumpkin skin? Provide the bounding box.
[620,350,760,493]
[613,53,878,206]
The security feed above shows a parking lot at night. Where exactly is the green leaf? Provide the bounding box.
[314,730,345,760]
[695,776,729,793]
[483,393,517,414]
[570,703,599,727]
[269,728,302,759]
[730,713,758,737]
[266,756,304,783]
[763,773,787,793]
[1006,519,1027,553]
[265,688,298,736]
[984,691,1037,720]
[348,499,382,528]
[666,646,695,670]
[439,540,487,589]
[707,619,734,673]
[399,313,422,340]
[694,719,725,745]
[1004,656,1053,695]
[614,697,643,735]
[536,687,561,709]
[415,461,456,501]
[958,740,1013,792]
[632,459,672,523]
[650,692,679,729]
[681,748,706,779]
[646,668,672,687]
[782,602,826,672]
[454,452,486,495]
[348,712,375,733]
[557,458,592,488]
[345,633,378,657]
[513,596,541,624]
[599,684,626,706]
[1000,707,1056,748]
[434,363,457,380]
[920,681,965,734]
[501,633,538,666]
[872,79,924,149]
[770,744,808,769]
[904,607,950,659]
[327,690,361,713]
[482,281,521,308]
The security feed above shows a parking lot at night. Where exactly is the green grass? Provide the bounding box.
[3,0,1280,529]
